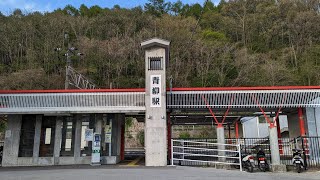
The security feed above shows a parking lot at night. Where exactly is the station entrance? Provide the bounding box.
[2,113,125,166]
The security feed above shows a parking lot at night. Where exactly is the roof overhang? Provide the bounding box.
[140,37,170,49]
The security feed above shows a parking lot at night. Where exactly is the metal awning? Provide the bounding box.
[0,86,320,114]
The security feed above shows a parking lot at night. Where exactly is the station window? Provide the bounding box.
[148,57,163,70]
[39,116,56,157]
[18,115,36,157]
[60,117,75,156]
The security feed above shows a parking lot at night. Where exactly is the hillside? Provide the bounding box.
[0,0,319,90]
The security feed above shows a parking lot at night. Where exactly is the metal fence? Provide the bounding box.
[171,139,242,170]
[294,136,320,168]
[172,137,320,168]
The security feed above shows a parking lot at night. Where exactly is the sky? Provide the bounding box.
[0,0,221,15]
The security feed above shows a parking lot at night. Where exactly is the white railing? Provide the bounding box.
[167,90,320,109]
[67,66,96,89]
[171,139,242,171]
[0,92,145,114]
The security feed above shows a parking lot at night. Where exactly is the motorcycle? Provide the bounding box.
[233,152,255,172]
[256,148,269,172]
[292,149,305,173]
[242,154,255,173]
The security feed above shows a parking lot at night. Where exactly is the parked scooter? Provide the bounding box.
[256,148,269,172]
[292,149,305,173]
[242,154,255,172]
[233,151,255,172]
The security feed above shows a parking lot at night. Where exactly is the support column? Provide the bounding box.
[53,116,63,165]
[95,114,103,134]
[120,123,125,161]
[269,124,286,172]
[167,113,171,163]
[235,122,239,139]
[32,115,42,164]
[269,126,280,164]
[111,114,123,157]
[298,107,306,136]
[275,117,283,154]
[74,114,82,163]
[216,125,225,162]
[2,115,22,166]
[61,119,67,152]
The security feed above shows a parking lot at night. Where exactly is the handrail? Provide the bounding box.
[171,139,242,171]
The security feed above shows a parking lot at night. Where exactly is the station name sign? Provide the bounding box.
[150,75,161,107]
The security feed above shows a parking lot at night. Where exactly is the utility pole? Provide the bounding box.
[65,32,71,90]
[55,32,96,90]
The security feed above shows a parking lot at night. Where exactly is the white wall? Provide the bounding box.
[242,117,259,138]
[241,115,289,138]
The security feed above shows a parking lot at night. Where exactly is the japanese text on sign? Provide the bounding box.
[150,75,161,107]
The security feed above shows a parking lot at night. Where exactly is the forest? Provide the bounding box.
[0,0,319,90]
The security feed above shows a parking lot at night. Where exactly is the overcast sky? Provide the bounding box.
[0,0,221,14]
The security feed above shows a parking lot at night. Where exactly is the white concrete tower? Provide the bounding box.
[141,38,170,166]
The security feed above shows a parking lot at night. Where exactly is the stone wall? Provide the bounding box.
[125,119,144,148]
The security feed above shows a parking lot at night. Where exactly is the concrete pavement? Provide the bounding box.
[0,166,319,180]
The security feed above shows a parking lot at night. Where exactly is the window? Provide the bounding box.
[148,57,163,70]
[39,116,56,157]
[60,117,75,156]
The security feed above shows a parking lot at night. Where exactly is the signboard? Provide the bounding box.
[105,123,112,143]
[150,75,161,107]
[85,129,93,141]
[91,133,101,165]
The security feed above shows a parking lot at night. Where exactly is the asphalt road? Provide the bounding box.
[0,166,319,180]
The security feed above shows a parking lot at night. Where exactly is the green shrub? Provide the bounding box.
[179,131,191,139]
[202,29,227,42]
[137,130,144,146]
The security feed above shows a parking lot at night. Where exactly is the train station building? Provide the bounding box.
[1,38,320,169]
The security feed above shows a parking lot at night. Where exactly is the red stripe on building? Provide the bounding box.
[0,88,145,94]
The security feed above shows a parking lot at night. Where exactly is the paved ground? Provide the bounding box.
[0,166,319,180]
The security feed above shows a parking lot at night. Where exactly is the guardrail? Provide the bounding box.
[171,139,242,171]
